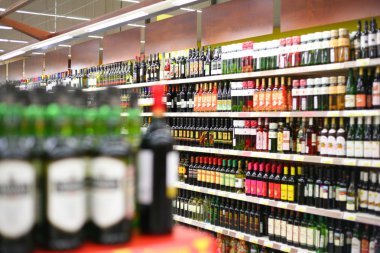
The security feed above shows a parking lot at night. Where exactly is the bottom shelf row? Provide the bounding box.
[174,215,309,253]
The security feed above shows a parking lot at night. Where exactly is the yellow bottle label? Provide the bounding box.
[201,169,206,182]
[281,184,288,201]
[287,185,295,202]
[277,132,283,152]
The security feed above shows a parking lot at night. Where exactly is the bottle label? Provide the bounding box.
[306,227,314,246]
[48,158,86,233]
[281,184,288,200]
[0,160,35,238]
[235,178,244,189]
[356,94,366,108]
[375,191,380,212]
[273,183,281,199]
[359,189,368,208]
[364,141,372,158]
[337,85,346,94]
[354,140,364,157]
[277,131,283,152]
[287,184,294,201]
[282,130,290,151]
[336,136,346,157]
[274,219,281,236]
[373,81,380,106]
[268,217,274,235]
[327,136,336,156]
[286,224,293,242]
[346,140,355,157]
[251,179,257,195]
[372,141,380,159]
[346,195,356,211]
[281,220,287,237]
[90,157,131,228]
[338,187,347,201]
[320,135,328,155]
[351,238,360,253]
[256,131,263,150]
[320,86,329,95]
[293,225,299,244]
[245,179,251,194]
[368,190,375,210]
[262,132,268,150]
[300,226,307,244]
[361,35,369,48]
[345,95,355,108]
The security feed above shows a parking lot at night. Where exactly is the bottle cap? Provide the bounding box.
[338,28,348,36]
[338,76,346,83]
[330,29,338,37]
[280,38,286,46]
[329,76,337,84]
[315,32,323,40]
[323,31,331,39]
[306,78,314,87]
[322,77,330,85]
[286,37,293,46]
[250,120,258,127]
[314,78,321,86]
[269,122,278,130]
[292,79,300,87]
[300,79,307,87]
[292,36,300,44]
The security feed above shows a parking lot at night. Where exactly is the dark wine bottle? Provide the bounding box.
[138,85,178,234]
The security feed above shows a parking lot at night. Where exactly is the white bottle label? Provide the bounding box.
[300,226,307,244]
[373,81,380,106]
[327,136,336,156]
[372,141,380,159]
[256,131,263,150]
[354,141,364,158]
[307,228,314,246]
[320,135,328,155]
[90,157,129,228]
[138,150,154,205]
[0,160,35,238]
[48,158,86,233]
[268,217,274,235]
[346,140,355,157]
[286,224,293,242]
[369,33,376,47]
[351,237,360,253]
[364,141,372,158]
[293,225,299,243]
[336,136,346,157]
[281,220,287,237]
[345,95,355,108]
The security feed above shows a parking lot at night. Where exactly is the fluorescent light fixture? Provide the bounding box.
[0,50,25,61]
[0,26,12,30]
[140,40,145,43]
[32,52,45,55]
[9,39,29,44]
[172,0,197,6]
[32,35,73,49]
[127,23,146,28]
[196,10,202,13]
[0,8,90,21]
[180,7,195,11]
[99,48,103,51]
[121,0,140,3]
[58,44,71,47]
[88,35,104,39]
[0,39,28,43]
[0,50,4,52]
[86,11,148,32]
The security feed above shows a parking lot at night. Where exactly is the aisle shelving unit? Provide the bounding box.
[174,145,380,168]
[121,109,380,118]
[83,58,380,92]
[173,215,312,253]
[175,182,380,226]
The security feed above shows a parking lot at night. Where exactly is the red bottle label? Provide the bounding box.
[268,182,274,199]
[245,179,251,195]
[251,180,257,196]
[262,181,268,197]
[273,183,281,199]
[256,180,262,196]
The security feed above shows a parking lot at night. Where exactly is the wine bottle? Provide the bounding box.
[138,85,178,234]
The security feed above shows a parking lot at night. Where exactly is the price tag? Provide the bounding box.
[358,159,372,167]
[294,155,304,162]
[264,241,274,248]
[356,58,370,67]
[280,154,291,161]
[208,189,216,195]
[295,206,307,212]
[259,199,269,205]
[215,227,223,234]
[204,224,213,230]
[280,112,290,117]
[343,213,357,221]
[219,191,227,197]
[321,157,334,164]
[250,237,258,244]
[342,159,356,166]
[327,111,340,117]
[280,245,291,252]
[236,233,245,240]
[277,202,288,209]
[373,160,380,168]
[237,194,247,201]
[238,112,250,117]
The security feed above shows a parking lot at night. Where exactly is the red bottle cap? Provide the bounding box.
[300,79,307,87]
[277,164,283,174]
[254,162,259,171]
[152,85,165,115]
[213,157,218,164]
[271,163,277,173]
[248,162,253,171]
[242,81,248,89]
[247,81,254,89]
[292,79,300,88]
[245,120,251,128]
[286,37,293,46]
[259,162,265,172]
[265,162,271,172]
[280,38,286,46]
[218,158,222,166]
[292,36,300,45]
[250,120,258,128]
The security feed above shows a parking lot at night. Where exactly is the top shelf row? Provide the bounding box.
[82,58,380,92]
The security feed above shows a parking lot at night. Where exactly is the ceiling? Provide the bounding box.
[0,0,148,53]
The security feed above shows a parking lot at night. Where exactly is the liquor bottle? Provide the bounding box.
[193,49,199,78]
[356,68,366,109]
[204,46,211,76]
[268,163,276,199]
[292,79,300,111]
[346,170,357,212]
[353,20,362,60]
[306,166,315,206]
[179,85,187,113]
[345,69,356,109]
[296,166,306,205]
[273,164,282,200]
[369,17,378,58]
[359,169,369,213]
[268,207,275,240]
[154,54,160,81]
[288,166,296,203]
[235,160,245,194]
[187,84,194,112]
[306,118,317,155]
[133,57,140,83]
[373,66,380,109]
[281,166,289,202]
[138,85,178,234]
[262,163,270,198]
[327,118,337,157]
[265,78,273,111]
[297,117,306,154]
[199,47,206,77]
[282,117,292,153]
[293,211,301,247]
[320,118,329,156]
[306,78,314,111]
[364,116,373,159]
[300,79,307,111]
[0,89,36,253]
[322,168,334,209]
[361,20,369,59]
[336,117,346,157]
[258,78,266,111]
[366,68,373,109]
[354,117,364,158]
[373,116,380,159]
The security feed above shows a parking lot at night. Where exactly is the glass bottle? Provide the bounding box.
[338,28,350,62]
[330,30,339,63]
[328,76,338,111]
[336,76,346,110]
[321,30,331,64]
[320,77,330,111]
[345,68,356,109]
[336,117,346,157]
[346,170,357,212]
[354,116,364,158]
[313,77,321,111]
[268,122,278,153]
[306,117,317,155]
[300,79,307,111]
[292,79,300,111]
[306,78,314,111]
[353,20,362,60]
[361,20,370,59]
[356,68,366,109]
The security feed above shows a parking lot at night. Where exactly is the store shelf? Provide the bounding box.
[121,109,380,118]
[83,58,380,92]
[34,225,216,253]
[176,182,380,226]
[173,215,312,253]
[174,145,380,168]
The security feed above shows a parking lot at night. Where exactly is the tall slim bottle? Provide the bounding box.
[138,85,178,234]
